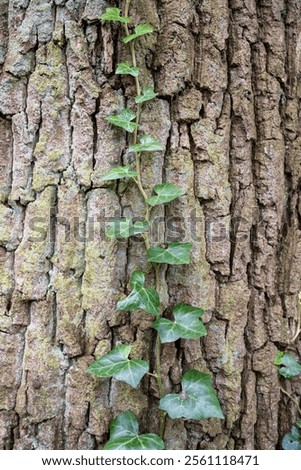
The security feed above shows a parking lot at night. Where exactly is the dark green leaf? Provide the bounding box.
[152,303,207,343]
[100,165,137,181]
[274,352,301,379]
[106,109,137,133]
[117,271,160,317]
[116,62,140,77]
[147,242,192,265]
[104,412,164,450]
[146,183,184,206]
[159,370,224,420]
[106,218,149,239]
[123,24,154,44]
[100,8,131,23]
[282,425,301,450]
[87,345,148,388]
[128,135,162,153]
[135,87,158,104]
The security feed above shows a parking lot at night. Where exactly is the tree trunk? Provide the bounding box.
[0,0,300,450]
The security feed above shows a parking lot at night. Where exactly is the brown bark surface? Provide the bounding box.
[0,0,300,450]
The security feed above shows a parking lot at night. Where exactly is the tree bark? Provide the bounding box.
[0,0,300,450]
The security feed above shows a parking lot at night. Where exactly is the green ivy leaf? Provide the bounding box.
[106,109,137,133]
[128,135,162,153]
[100,8,131,23]
[106,218,149,239]
[160,370,224,420]
[282,425,301,450]
[135,87,158,104]
[123,24,154,44]
[146,183,184,206]
[87,344,148,389]
[116,62,140,77]
[147,242,192,265]
[100,165,137,181]
[152,303,207,343]
[104,412,164,450]
[117,271,160,317]
[274,352,301,379]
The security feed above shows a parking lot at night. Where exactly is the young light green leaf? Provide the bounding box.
[117,270,160,317]
[146,183,184,206]
[147,242,192,265]
[282,425,301,450]
[128,135,162,153]
[123,24,154,44]
[100,7,131,23]
[152,303,207,343]
[87,344,148,389]
[135,87,158,104]
[106,109,137,133]
[106,218,149,239]
[104,412,164,450]
[100,165,137,181]
[116,62,140,77]
[274,352,301,379]
[159,370,224,420]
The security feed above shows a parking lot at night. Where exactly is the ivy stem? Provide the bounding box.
[280,386,301,416]
[290,294,301,343]
[124,0,166,440]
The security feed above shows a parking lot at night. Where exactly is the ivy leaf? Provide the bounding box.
[128,135,162,153]
[106,218,149,239]
[152,303,207,343]
[160,370,224,420]
[123,24,154,44]
[106,109,137,133]
[116,62,140,77]
[104,412,164,450]
[117,271,160,317]
[147,242,192,265]
[282,425,301,450]
[100,8,131,24]
[146,183,184,206]
[274,352,301,379]
[87,344,148,389]
[135,87,158,104]
[100,165,137,181]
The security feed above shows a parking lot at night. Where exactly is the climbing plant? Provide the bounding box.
[87,2,224,450]
[274,293,301,450]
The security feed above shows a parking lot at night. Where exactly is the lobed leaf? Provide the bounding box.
[274,352,301,379]
[100,165,137,181]
[282,425,301,450]
[106,218,149,239]
[104,412,164,450]
[146,183,184,206]
[116,62,140,77]
[160,370,224,420]
[147,242,192,265]
[87,344,148,388]
[117,270,160,317]
[129,135,162,153]
[123,24,154,44]
[100,7,131,23]
[152,303,207,343]
[135,87,158,104]
[106,109,137,133]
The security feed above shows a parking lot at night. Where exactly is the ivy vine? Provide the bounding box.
[87,2,224,450]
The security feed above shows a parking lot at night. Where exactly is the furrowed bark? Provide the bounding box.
[0,0,300,450]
